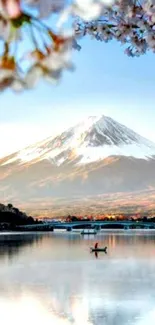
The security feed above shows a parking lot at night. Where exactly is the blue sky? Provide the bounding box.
[0,36,155,157]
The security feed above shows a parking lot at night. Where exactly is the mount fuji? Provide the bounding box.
[0,114,155,213]
[1,115,155,166]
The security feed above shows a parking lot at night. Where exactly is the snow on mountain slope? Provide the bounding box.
[2,115,155,167]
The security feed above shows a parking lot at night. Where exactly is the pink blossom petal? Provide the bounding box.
[3,0,21,18]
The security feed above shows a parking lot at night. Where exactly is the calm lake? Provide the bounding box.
[0,230,155,325]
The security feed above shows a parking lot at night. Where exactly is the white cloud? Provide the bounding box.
[0,107,98,158]
[0,116,83,158]
[0,123,55,158]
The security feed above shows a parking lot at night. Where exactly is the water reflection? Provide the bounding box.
[0,230,154,325]
[0,232,44,261]
[0,290,154,325]
[0,293,93,325]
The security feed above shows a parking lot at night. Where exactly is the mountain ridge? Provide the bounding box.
[1,114,155,167]
[0,114,155,210]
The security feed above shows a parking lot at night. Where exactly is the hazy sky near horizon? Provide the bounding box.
[0,36,155,157]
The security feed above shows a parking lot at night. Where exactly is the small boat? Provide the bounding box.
[81,229,97,235]
[90,246,107,253]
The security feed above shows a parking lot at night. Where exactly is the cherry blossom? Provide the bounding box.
[0,0,21,18]
[0,0,154,92]
[73,0,155,57]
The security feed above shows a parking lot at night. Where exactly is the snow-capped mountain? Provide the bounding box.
[1,115,155,167]
[0,114,155,207]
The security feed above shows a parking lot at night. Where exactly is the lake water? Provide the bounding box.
[0,230,155,325]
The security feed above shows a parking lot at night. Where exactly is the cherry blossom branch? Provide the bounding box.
[0,0,154,93]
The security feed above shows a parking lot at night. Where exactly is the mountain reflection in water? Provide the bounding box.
[0,230,154,325]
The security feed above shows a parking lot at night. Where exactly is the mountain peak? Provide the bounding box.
[70,114,143,148]
[1,114,155,167]
[1,115,155,207]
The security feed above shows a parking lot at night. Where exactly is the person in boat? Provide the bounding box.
[94,242,98,249]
